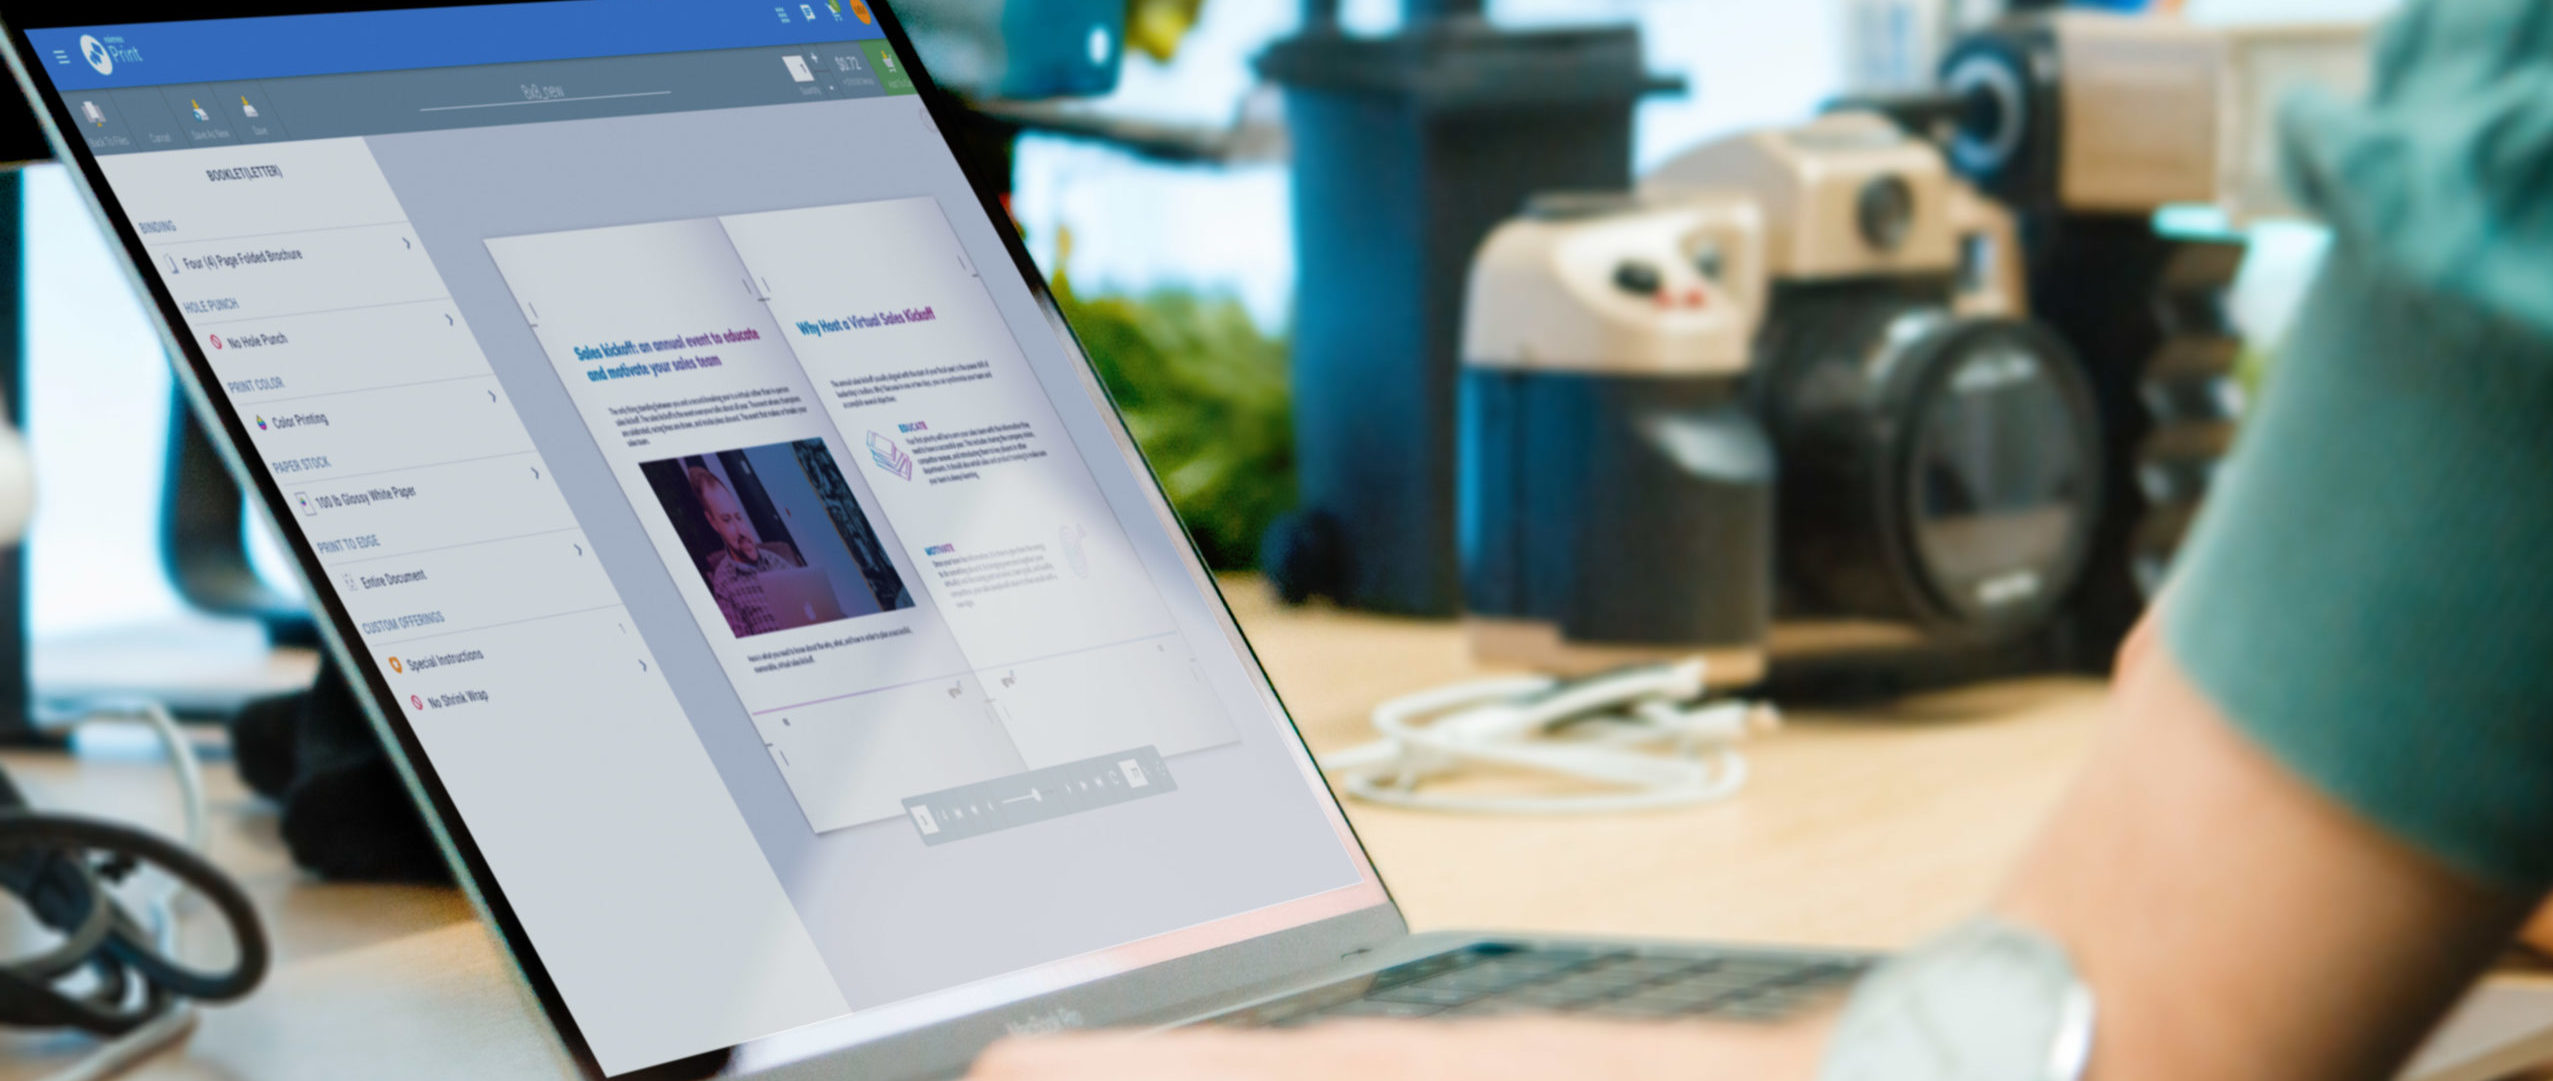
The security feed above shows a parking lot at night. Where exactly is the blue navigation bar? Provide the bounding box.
[26,0,887,92]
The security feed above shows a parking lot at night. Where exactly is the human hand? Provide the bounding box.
[968,1015,1830,1081]
[2519,900,2553,959]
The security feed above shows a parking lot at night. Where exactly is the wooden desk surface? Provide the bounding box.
[0,578,2106,1079]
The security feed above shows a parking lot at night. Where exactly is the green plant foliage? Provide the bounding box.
[1052,275,1294,570]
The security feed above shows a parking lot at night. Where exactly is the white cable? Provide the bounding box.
[82,703,209,854]
[36,701,207,1081]
[34,1008,199,1081]
[1320,660,1778,815]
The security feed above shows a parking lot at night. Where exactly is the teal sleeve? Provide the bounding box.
[2162,0,2553,890]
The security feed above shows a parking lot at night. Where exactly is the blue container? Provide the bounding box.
[1257,15,1665,615]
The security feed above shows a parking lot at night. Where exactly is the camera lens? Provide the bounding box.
[1941,47,2029,186]
[1755,292,2100,639]
[1902,326,2100,627]
[1856,175,1916,253]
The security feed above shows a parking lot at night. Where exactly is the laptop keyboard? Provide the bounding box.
[1211,943,1869,1027]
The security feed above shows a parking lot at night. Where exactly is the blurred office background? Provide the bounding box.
[18,0,2393,685]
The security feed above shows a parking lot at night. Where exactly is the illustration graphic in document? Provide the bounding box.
[866,431,914,481]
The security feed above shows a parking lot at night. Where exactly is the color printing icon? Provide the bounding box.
[867,431,913,480]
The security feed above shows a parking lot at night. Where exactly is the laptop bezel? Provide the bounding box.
[0,3,1408,1077]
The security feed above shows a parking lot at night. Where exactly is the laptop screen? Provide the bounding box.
[17,3,1381,1074]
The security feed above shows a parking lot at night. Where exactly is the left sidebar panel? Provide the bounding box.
[96,137,851,1075]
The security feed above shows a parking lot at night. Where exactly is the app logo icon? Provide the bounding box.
[388,656,403,673]
[867,431,914,480]
[78,35,111,76]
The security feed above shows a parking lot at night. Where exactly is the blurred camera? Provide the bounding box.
[1459,11,2368,690]
[1461,112,2103,685]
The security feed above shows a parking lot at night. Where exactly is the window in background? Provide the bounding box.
[1009,0,2383,331]
[24,163,299,707]
[24,162,185,640]
[1009,0,1847,330]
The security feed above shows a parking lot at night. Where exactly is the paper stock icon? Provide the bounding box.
[867,431,914,481]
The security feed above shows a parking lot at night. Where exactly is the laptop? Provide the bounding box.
[752,565,855,629]
[0,3,1868,1077]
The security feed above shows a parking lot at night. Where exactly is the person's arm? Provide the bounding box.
[1998,616,2534,1081]
[2052,1,2553,1072]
